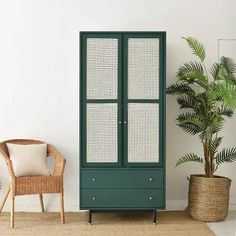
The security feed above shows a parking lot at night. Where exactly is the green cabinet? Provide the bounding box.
[81,169,164,189]
[80,32,166,223]
[82,189,164,208]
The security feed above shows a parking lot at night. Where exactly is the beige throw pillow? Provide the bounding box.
[7,143,50,177]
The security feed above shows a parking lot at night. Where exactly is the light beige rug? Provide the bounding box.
[0,211,215,236]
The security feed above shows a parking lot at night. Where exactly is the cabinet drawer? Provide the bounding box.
[81,189,164,209]
[81,169,163,189]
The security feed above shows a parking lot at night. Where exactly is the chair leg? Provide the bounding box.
[60,192,65,224]
[10,196,15,228]
[39,194,44,212]
[0,185,11,213]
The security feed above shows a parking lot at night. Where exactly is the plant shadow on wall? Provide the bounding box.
[167,37,236,222]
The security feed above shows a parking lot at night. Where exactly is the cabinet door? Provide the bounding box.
[80,33,122,167]
[123,33,166,167]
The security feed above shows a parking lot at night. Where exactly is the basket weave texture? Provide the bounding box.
[0,139,66,227]
[189,174,231,222]
[0,139,66,196]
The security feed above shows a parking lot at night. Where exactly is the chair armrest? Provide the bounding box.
[47,144,66,176]
[0,146,15,180]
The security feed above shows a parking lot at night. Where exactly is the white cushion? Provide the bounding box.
[7,143,50,177]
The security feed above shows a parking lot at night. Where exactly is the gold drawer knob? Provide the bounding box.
[149,197,153,200]
[92,197,96,201]
[149,177,153,181]
[92,178,96,182]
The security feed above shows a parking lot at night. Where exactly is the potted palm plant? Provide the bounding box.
[167,37,236,221]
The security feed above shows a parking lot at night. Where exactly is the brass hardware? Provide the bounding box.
[92,178,96,182]
[149,178,153,181]
[149,197,153,200]
[92,197,96,200]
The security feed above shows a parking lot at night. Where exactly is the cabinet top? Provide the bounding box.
[80,31,166,34]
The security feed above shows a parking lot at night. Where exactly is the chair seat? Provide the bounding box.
[15,175,61,196]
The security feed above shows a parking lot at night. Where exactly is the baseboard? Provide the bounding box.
[166,200,236,211]
[1,201,235,212]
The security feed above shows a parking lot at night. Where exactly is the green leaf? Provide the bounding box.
[195,93,208,114]
[176,153,203,167]
[215,83,236,108]
[179,71,208,88]
[177,61,208,89]
[166,82,195,95]
[208,83,229,102]
[216,106,234,118]
[216,147,236,165]
[211,120,223,134]
[212,57,236,84]
[177,95,198,110]
[177,112,204,135]
[177,123,202,135]
[220,56,236,75]
[210,137,222,158]
[178,61,204,77]
[210,63,225,81]
[183,37,205,62]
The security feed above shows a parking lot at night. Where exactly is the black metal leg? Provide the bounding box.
[153,210,157,225]
[88,210,92,225]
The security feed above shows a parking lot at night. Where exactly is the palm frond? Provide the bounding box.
[223,84,236,108]
[220,57,236,85]
[183,37,205,62]
[208,83,225,102]
[199,125,211,141]
[179,71,208,89]
[215,147,236,164]
[220,56,236,75]
[176,153,203,167]
[178,61,204,76]
[210,137,222,158]
[177,123,202,135]
[177,61,208,89]
[211,117,223,134]
[177,112,204,135]
[177,95,198,110]
[195,93,208,114]
[216,106,234,118]
[177,112,203,125]
[166,82,195,96]
[210,63,225,81]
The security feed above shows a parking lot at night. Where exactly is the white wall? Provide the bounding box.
[0,0,236,212]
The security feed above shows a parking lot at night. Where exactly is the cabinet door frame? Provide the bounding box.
[122,32,166,168]
[80,32,123,167]
[80,32,166,168]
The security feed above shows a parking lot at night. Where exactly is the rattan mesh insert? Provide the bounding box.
[87,38,118,99]
[128,38,159,99]
[128,103,159,163]
[87,103,118,163]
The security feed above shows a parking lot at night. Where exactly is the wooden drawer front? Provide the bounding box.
[81,189,164,208]
[81,169,163,189]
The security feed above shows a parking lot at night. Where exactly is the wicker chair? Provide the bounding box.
[0,139,66,228]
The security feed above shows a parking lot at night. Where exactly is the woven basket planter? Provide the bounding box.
[189,174,231,222]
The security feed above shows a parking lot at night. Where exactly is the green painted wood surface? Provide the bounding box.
[80,31,166,211]
[81,189,164,208]
[81,169,164,189]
